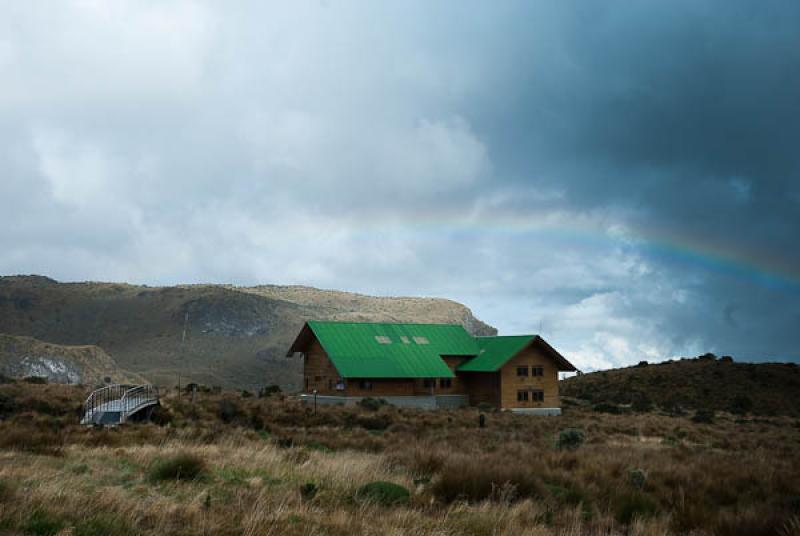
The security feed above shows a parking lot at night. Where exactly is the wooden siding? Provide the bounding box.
[498,343,560,409]
[346,378,415,397]
[460,372,501,408]
[303,339,343,395]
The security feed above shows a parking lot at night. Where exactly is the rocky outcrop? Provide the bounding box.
[0,333,142,385]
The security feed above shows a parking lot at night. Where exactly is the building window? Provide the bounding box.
[440,378,452,389]
[359,380,372,390]
[516,366,528,377]
[423,378,435,389]
[532,390,544,402]
[532,367,544,377]
[517,390,529,402]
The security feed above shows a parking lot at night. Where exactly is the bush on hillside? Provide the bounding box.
[730,394,753,415]
[691,408,715,424]
[615,492,659,524]
[0,391,17,417]
[632,393,653,413]
[259,384,282,397]
[148,452,206,482]
[358,398,387,411]
[593,402,622,414]
[628,468,647,490]
[299,482,318,502]
[218,399,243,424]
[355,481,410,506]
[22,376,48,384]
[556,428,585,450]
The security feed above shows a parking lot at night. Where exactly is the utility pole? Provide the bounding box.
[179,311,189,398]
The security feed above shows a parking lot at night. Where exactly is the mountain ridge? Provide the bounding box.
[0,275,496,390]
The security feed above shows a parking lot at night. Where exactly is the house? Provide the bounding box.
[286,321,577,414]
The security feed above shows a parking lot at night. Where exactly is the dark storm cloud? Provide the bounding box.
[0,1,798,368]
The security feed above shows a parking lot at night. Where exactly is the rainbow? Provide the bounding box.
[351,210,800,290]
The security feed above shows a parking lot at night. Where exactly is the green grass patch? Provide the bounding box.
[73,514,136,536]
[23,510,65,536]
[355,481,410,506]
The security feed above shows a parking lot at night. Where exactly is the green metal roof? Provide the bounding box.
[457,335,536,372]
[306,321,479,378]
[287,321,577,377]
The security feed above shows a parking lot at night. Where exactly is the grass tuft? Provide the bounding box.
[147,452,206,483]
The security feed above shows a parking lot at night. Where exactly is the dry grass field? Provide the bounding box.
[1,382,799,535]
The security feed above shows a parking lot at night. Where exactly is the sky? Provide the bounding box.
[1,1,799,370]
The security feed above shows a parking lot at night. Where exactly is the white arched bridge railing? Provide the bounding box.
[81,384,159,426]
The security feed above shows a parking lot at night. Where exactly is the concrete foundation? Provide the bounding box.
[298,393,469,410]
[509,407,562,416]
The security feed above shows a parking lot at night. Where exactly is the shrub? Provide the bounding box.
[218,399,243,424]
[556,428,585,450]
[358,398,387,411]
[73,515,135,536]
[240,389,253,398]
[593,402,621,414]
[636,361,649,367]
[23,510,64,536]
[259,384,282,397]
[299,482,318,502]
[355,481,410,506]
[0,478,13,502]
[632,393,653,412]
[615,492,658,524]
[432,456,544,503]
[149,404,173,426]
[23,376,48,385]
[148,452,206,482]
[691,408,715,424]
[0,391,17,417]
[730,394,753,414]
[356,413,392,431]
[628,468,647,490]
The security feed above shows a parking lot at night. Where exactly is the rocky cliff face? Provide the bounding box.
[0,333,142,385]
[0,276,496,390]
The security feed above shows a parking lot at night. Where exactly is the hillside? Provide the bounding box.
[561,355,800,416]
[0,275,496,390]
[0,334,142,386]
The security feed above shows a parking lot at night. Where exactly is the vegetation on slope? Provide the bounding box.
[0,275,495,390]
[561,354,800,417]
[0,381,798,535]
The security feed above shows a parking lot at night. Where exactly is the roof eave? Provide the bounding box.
[285,322,314,357]
[535,336,578,371]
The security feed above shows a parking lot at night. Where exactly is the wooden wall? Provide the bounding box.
[346,378,415,397]
[303,339,343,395]
[460,372,501,407]
[498,343,560,409]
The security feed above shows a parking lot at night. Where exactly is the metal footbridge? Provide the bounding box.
[81,384,159,425]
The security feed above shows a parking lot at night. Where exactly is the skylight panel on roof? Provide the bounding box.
[412,336,430,345]
[400,336,411,344]
[375,336,392,344]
